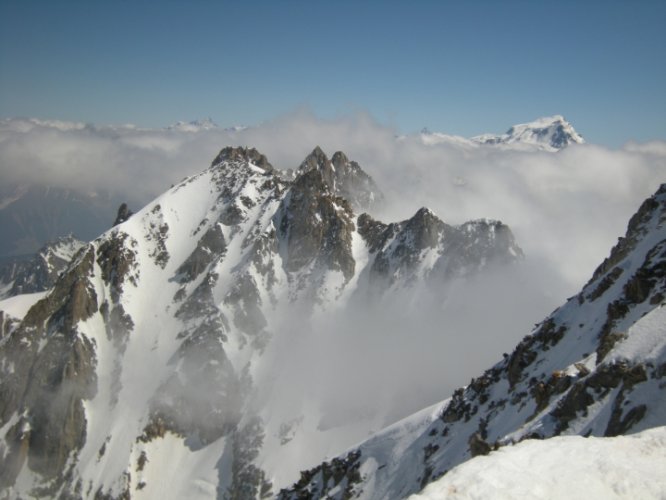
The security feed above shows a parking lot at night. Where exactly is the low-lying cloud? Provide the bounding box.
[2,111,664,295]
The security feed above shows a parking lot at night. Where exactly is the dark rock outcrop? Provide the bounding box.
[0,246,98,488]
[176,223,227,282]
[112,203,133,227]
[297,147,383,212]
[0,235,85,299]
[151,324,243,445]
[212,146,273,172]
[277,168,356,285]
[360,210,523,292]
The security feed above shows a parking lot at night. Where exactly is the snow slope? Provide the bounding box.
[412,426,666,500]
[0,291,49,320]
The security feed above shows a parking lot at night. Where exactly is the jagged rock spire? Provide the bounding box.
[211,146,273,171]
[113,202,133,227]
[296,146,383,212]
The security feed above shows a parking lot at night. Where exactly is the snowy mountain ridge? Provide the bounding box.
[278,183,666,499]
[0,235,86,299]
[422,115,585,151]
[0,146,523,499]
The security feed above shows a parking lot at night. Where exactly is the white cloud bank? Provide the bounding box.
[2,111,664,295]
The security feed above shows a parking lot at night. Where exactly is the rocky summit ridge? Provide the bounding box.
[0,235,86,300]
[0,146,523,499]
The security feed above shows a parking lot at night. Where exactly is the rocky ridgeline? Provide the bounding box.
[296,146,383,212]
[279,184,666,499]
[0,235,85,299]
[0,146,524,498]
[358,210,522,292]
[0,245,98,491]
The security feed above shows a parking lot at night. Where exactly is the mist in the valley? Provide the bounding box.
[253,257,564,440]
[2,111,666,434]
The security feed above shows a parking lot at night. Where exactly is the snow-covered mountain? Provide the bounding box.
[279,183,666,499]
[421,115,585,151]
[0,235,85,299]
[0,146,522,499]
[166,118,219,133]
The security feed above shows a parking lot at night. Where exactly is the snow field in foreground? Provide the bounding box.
[410,426,666,500]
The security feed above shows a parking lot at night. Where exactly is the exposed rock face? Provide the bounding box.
[224,273,268,346]
[359,209,523,292]
[468,433,492,457]
[0,145,527,498]
[589,187,665,282]
[226,417,273,500]
[0,310,19,340]
[276,168,357,292]
[279,184,666,500]
[177,224,227,282]
[151,324,243,445]
[0,235,86,299]
[0,246,98,489]
[297,146,383,212]
[113,203,133,227]
[277,450,362,499]
[212,146,273,172]
[96,232,139,304]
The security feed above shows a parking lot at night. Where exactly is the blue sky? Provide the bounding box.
[1,0,664,146]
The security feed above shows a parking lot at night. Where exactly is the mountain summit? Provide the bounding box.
[472,115,585,150]
[421,115,585,151]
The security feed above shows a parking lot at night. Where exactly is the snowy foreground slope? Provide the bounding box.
[279,184,666,499]
[412,426,666,500]
[0,147,522,499]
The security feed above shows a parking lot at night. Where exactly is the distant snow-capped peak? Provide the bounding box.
[421,115,584,151]
[166,117,219,132]
[473,115,584,150]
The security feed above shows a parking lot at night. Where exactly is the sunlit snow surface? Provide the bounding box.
[0,291,49,319]
[411,426,666,500]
